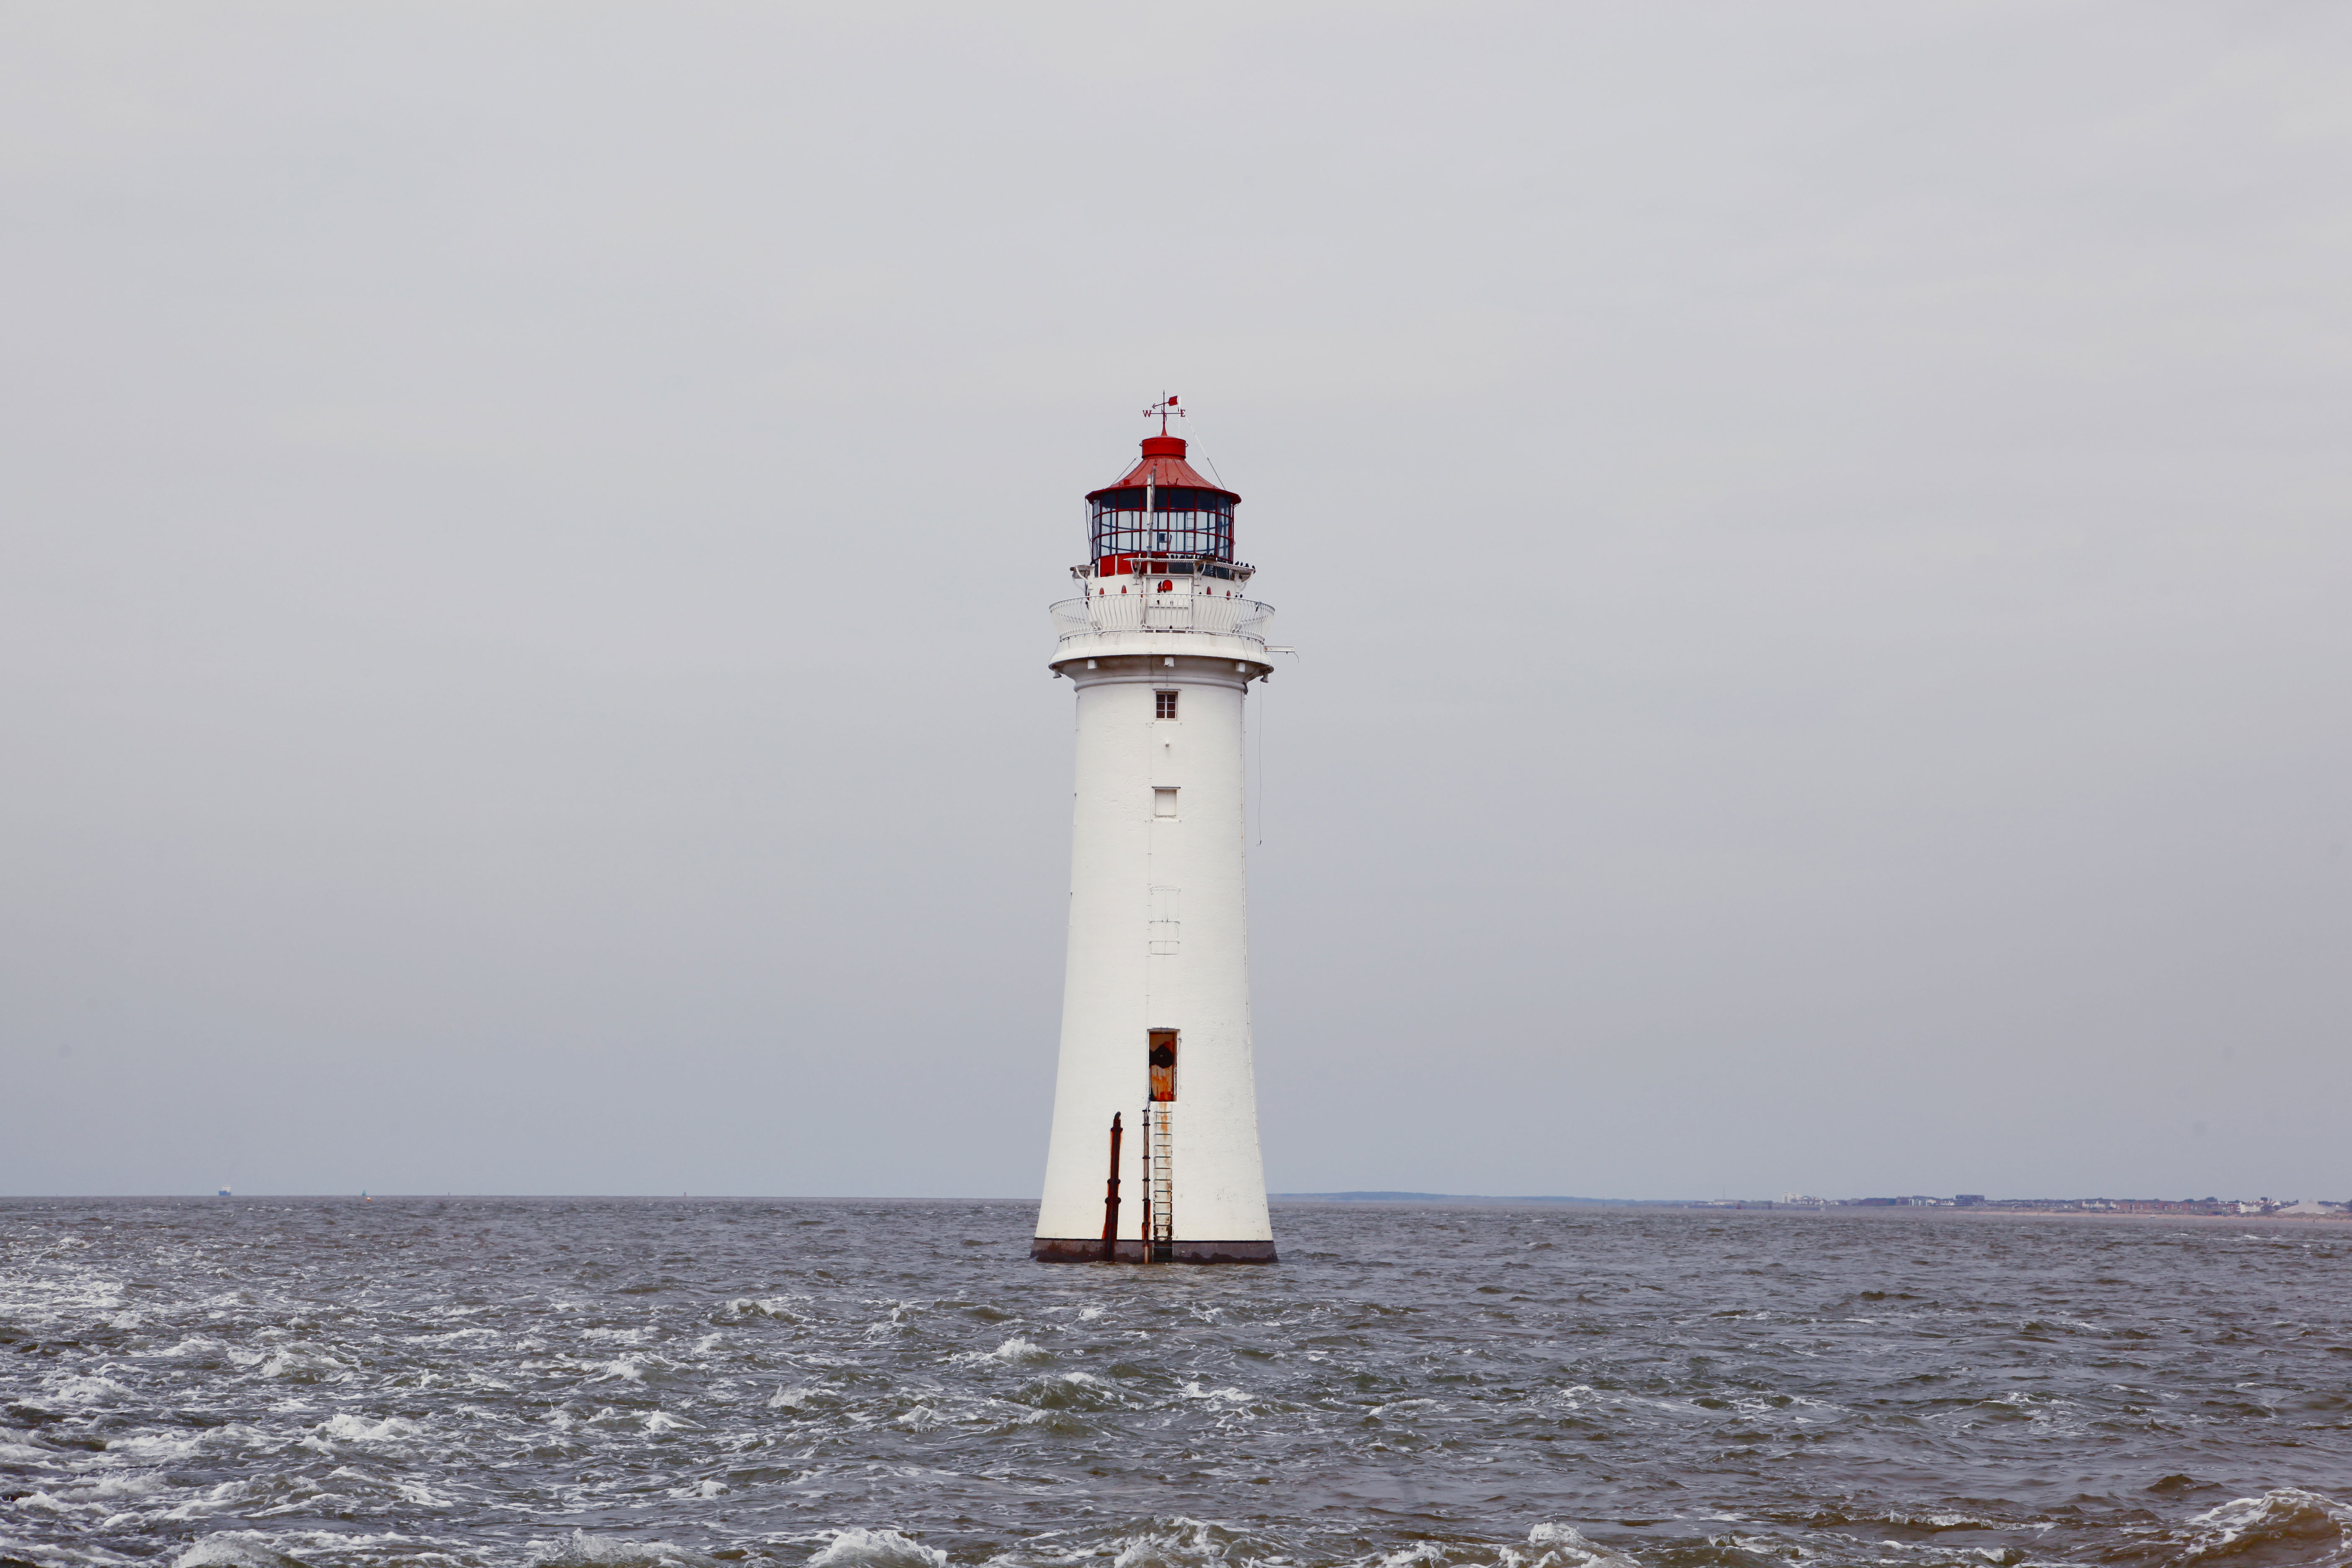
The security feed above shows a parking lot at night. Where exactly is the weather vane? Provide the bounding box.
[1143,393,1186,435]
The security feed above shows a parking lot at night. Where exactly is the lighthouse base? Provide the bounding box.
[1030,1238,1279,1264]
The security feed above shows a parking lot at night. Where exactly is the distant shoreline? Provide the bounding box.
[4,1194,2344,1227]
[1269,1194,2352,1225]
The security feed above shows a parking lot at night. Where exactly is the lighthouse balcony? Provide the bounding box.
[1050,592,1275,646]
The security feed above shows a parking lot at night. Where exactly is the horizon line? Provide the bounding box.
[3,1189,2340,1207]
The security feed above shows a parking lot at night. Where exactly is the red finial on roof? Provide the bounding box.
[1144,393,1184,436]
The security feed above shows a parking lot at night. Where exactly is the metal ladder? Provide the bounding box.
[1147,1105,1174,1261]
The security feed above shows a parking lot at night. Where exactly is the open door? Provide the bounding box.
[1148,1029,1178,1102]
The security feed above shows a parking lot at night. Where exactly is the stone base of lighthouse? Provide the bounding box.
[1030,1238,1278,1264]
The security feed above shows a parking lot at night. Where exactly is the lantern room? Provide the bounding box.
[1085,434,1247,580]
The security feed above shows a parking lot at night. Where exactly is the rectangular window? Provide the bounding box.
[1153,787,1178,818]
[1149,885,1179,953]
[1148,1029,1179,1101]
[1155,689,1179,720]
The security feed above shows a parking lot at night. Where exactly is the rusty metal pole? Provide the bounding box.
[1101,1113,1122,1261]
[1138,1105,1152,1261]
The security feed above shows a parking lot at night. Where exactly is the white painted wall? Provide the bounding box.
[1034,630,1274,1247]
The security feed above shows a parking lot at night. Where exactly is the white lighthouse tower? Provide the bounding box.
[1032,399,1279,1264]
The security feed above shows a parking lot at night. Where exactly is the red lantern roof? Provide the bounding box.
[1086,435,1239,504]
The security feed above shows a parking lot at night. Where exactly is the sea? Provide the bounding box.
[5,1198,2349,1568]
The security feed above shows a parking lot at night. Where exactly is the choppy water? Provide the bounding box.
[5,1199,2351,1568]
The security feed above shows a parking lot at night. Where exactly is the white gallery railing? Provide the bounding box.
[1050,593,1275,645]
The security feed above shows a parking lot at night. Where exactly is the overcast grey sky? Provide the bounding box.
[4,2,2347,1201]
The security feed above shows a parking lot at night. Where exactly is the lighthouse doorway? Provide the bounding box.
[1145,1032,1179,1262]
[1148,1030,1178,1101]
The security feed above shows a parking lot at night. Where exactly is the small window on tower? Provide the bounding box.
[1153,788,1178,818]
[1155,690,1179,720]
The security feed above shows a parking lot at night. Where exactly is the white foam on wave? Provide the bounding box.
[1882,1512,1997,1531]
[728,1295,812,1320]
[240,1344,354,1383]
[1351,1524,1643,1568]
[1368,1398,1438,1419]
[2182,1489,2352,1567]
[1101,1515,1260,1568]
[587,1352,686,1384]
[46,1374,138,1407]
[864,1304,923,1339]
[956,1336,1050,1365]
[173,1533,314,1568]
[807,1527,950,1568]
[151,1336,230,1361]
[1374,1546,1457,1568]
[1520,1523,1641,1568]
[0,1526,146,1567]
[525,1529,722,1568]
[81,1473,171,1502]
[98,1423,272,1465]
[157,1478,281,1524]
[314,1413,423,1444]
[1178,1382,1250,1403]
[401,1326,499,1345]
[12,1491,88,1520]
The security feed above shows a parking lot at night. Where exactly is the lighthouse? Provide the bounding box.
[1032,399,1279,1263]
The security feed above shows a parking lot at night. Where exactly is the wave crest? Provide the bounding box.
[524,1530,722,1568]
[807,1528,950,1568]
[2181,1490,2352,1568]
